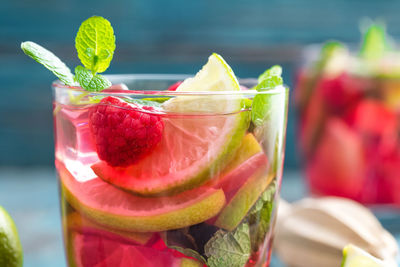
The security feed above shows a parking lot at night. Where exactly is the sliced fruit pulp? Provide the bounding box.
[92,110,249,196]
[66,212,154,245]
[210,152,269,202]
[58,160,226,232]
[70,232,202,267]
[215,158,272,231]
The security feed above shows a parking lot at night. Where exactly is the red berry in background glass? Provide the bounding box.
[318,73,363,115]
[167,81,182,91]
[89,96,164,167]
[306,118,365,199]
[346,99,398,139]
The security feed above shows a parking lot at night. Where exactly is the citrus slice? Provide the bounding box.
[58,160,226,232]
[66,212,154,245]
[162,53,242,113]
[215,161,273,231]
[341,244,386,267]
[69,232,202,267]
[92,53,249,196]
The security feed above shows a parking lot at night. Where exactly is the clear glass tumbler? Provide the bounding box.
[296,47,400,206]
[53,74,288,267]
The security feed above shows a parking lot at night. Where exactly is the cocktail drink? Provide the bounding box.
[295,23,400,205]
[22,17,288,267]
[53,72,287,267]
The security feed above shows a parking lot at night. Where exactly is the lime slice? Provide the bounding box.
[0,206,23,267]
[162,53,242,113]
[66,212,154,245]
[342,244,385,267]
[92,53,249,196]
[59,160,226,232]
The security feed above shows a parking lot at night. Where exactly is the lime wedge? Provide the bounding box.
[342,244,386,267]
[162,53,242,113]
[0,206,23,267]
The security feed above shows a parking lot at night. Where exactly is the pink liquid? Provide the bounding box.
[54,97,281,267]
[296,70,400,205]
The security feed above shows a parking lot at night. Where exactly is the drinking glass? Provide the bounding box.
[296,46,400,205]
[53,74,288,267]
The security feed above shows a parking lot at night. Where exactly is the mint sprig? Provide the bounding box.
[169,246,206,264]
[75,65,111,92]
[75,16,116,74]
[360,22,390,61]
[21,41,75,86]
[251,65,283,126]
[248,181,276,251]
[205,223,251,267]
[124,98,163,108]
[21,16,115,93]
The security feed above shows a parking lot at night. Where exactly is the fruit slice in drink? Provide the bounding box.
[58,160,226,232]
[214,159,272,231]
[69,232,202,267]
[66,212,154,245]
[91,53,249,196]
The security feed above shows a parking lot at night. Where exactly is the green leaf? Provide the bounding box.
[75,65,111,92]
[21,41,75,85]
[142,97,172,103]
[251,65,283,126]
[169,246,207,264]
[248,182,276,251]
[251,94,271,127]
[360,22,389,60]
[205,223,251,267]
[75,16,116,73]
[124,98,163,108]
[257,65,282,84]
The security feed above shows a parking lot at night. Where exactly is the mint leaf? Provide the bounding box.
[75,16,116,73]
[21,41,75,85]
[251,65,283,126]
[169,246,207,264]
[248,181,276,252]
[124,98,162,108]
[257,65,282,84]
[205,223,251,267]
[360,23,389,60]
[75,65,111,92]
[142,97,172,103]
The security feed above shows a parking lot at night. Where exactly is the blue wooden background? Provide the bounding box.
[3,0,400,168]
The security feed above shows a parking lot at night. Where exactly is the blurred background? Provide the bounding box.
[2,0,400,266]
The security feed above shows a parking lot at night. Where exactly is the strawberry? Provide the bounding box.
[306,118,365,199]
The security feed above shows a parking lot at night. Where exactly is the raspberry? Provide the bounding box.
[89,96,164,167]
[167,81,182,91]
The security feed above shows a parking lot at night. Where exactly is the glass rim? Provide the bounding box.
[52,74,288,96]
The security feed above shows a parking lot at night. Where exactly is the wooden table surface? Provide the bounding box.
[0,168,399,267]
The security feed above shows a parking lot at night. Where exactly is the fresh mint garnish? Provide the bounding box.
[74,65,111,92]
[169,246,207,264]
[205,223,251,267]
[248,182,276,251]
[21,16,115,93]
[125,98,163,108]
[75,16,116,74]
[257,65,283,85]
[251,65,283,126]
[21,41,75,86]
[360,22,389,60]
[142,97,172,103]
